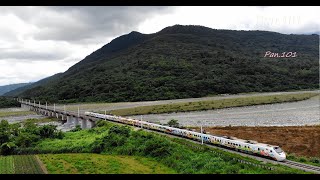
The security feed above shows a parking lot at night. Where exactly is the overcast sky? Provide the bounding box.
[0,6,319,86]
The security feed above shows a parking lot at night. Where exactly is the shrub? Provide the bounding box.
[0,142,17,155]
[108,125,130,137]
[71,125,82,132]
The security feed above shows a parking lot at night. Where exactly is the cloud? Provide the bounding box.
[0,6,318,86]
[138,6,320,35]
[16,6,175,43]
[0,6,176,85]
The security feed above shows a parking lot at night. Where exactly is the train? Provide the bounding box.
[84,111,286,161]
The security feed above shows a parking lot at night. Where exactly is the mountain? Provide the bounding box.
[4,73,63,97]
[0,83,33,96]
[13,25,319,103]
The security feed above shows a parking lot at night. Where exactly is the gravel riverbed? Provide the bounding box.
[130,95,320,127]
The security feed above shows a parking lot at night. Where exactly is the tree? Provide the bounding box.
[39,125,58,138]
[167,119,180,128]
[0,120,10,144]
[0,142,16,155]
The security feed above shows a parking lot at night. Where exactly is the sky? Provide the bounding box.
[0,6,319,86]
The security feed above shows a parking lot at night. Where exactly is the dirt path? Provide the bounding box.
[35,155,48,174]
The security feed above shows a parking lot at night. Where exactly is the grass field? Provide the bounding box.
[38,153,176,174]
[101,92,319,116]
[22,117,59,124]
[0,111,36,118]
[0,155,44,174]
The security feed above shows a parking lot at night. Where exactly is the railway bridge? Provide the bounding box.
[16,98,97,129]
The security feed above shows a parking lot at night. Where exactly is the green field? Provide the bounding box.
[0,155,44,174]
[0,111,36,118]
[39,153,176,174]
[102,92,319,116]
[0,156,14,174]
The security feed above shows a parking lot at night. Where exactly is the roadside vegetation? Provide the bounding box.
[104,93,318,116]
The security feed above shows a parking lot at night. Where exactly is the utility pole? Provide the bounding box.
[78,106,80,117]
[141,115,143,128]
[198,120,203,145]
[201,125,203,145]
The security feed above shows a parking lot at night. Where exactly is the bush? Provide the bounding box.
[39,125,57,138]
[0,142,17,155]
[144,138,172,158]
[299,157,307,162]
[310,157,320,164]
[108,125,130,137]
[71,125,82,132]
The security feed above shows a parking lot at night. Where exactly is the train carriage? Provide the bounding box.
[84,111,286,161]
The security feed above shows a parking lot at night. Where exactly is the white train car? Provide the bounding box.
[84,111,286,161]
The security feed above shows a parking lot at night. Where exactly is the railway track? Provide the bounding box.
[280,160,320,174]
[82,114,320,174]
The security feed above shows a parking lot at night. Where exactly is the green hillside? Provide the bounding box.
[13,25,319,103]
[0,97,20,108]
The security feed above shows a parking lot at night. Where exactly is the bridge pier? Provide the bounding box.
[66,115,73,125]
[81,119,87,129]
[61,114,66,121]
[89,120,96,128]
[73,117,79,126]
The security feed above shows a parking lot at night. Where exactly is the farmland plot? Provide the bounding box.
[0,156,14,174]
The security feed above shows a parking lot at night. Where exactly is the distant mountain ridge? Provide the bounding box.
[0,83,33,96]
[7,25,319,103]
[4,73,63,97]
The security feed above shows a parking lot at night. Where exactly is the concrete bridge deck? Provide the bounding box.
[17,99,98,129]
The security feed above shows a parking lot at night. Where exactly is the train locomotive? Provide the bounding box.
[84,111,286,161]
